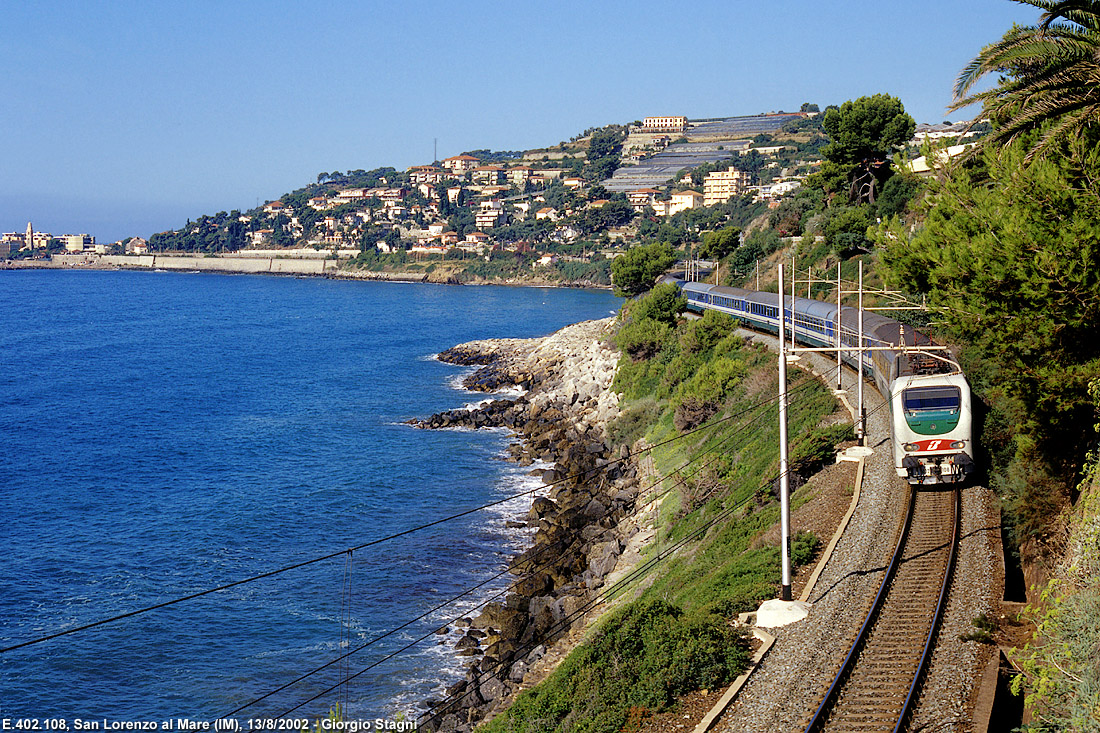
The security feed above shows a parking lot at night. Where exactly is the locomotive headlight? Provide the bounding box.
[904,443,919,452]
[950,441,966,449]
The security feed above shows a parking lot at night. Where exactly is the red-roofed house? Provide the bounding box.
[442,155,480,174]
[473,165,504,185]
[669,190,703,215]
[627,188,661,211]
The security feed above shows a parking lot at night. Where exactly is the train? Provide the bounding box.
[674,280,975,485]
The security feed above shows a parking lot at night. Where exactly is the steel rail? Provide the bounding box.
[893,487,961,733]
[802,487,959,733]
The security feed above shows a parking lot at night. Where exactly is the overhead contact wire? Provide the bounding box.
[2,364,829,655]
[248,369,833,718]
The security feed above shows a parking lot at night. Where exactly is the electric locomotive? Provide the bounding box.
[676,280,975,485]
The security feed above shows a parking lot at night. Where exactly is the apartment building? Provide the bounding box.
[703,167,748,206]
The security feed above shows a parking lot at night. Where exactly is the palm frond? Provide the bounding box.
[952,1,1100,162]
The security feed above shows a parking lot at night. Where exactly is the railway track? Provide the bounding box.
[803,486,960,733]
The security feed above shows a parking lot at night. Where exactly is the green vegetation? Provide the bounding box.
[149,210,249,253]
[958,613,998,645]
[584,126,627,182]
[481,600,749,733]
[610,242,676,297]
[813,93,915,201]
[952,1,1100,161]
[579,197,636,233]
[698,227,741,261]
[1010,455,1100,731]
[487,285,847,733]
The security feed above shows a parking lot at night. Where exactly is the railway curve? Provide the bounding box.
[803,486,960,732]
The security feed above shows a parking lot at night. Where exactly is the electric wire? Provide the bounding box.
[222,498,591,716]
[9,292,914,733]
[417,371,855,723]
[223,373,827,716]
[0,388,773,655]
[310,372,831,713]
[1,362,832,656]
[292,477,770,722]
[7,331,848,724]
[418,477,783,727]
[416,458,807,728]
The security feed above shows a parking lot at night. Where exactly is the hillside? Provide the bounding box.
[36,112,832,288]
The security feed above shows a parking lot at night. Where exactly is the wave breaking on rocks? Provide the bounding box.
[408,318,646,732]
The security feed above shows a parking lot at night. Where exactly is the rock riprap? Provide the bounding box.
[411,318,644,733]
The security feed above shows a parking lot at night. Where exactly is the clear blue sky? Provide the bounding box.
[2,0,1038,243]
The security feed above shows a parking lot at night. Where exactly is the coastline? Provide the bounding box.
[0,254,612,290]
[407,317,657,732]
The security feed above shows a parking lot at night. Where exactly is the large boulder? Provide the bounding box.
[528,496,558,519]
[588,539,622,579]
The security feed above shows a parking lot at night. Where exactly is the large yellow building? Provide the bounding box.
[642,116,688,133]
[703,168,748,206]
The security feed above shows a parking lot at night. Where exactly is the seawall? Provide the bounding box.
[56,253,336,275]
[4,253,438,282]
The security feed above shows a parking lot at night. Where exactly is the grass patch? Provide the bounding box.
[485,297,844,729]
[482,600,750,733]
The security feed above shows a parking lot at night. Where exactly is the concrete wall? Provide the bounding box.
[95,254,335,274]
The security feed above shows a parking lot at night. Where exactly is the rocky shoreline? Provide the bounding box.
[407,318,642,732]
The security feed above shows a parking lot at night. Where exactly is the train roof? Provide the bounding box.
[677,279,959,375]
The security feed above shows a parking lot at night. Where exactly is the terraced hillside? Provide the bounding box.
[604,113,803,192]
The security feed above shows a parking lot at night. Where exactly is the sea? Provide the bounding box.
[0,269,621,723]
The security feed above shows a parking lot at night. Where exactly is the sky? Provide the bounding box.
[2,0,1039,243]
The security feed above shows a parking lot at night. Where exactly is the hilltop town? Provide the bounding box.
[2,112,979,286]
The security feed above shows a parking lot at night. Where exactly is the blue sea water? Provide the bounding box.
[0,270,620,722]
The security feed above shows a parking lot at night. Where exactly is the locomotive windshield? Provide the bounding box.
[902,386,960,414]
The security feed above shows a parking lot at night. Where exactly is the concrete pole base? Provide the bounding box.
[755,598,812,628]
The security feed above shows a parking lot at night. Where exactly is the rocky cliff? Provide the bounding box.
[409,318,647,732]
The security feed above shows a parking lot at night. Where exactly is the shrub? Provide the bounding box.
[679,310,738,354]
[609,398,664,447]
[482,600,750,733]
[958,612,997,644]
[674,356,747,408]
[627,282,686,325]
[616,318,673,362]
[612,355,666,401]
[674,397,718,432]
[790,423,856,474]
[610,242,677,297]
[660,351,703,397]
[790,531,821,567]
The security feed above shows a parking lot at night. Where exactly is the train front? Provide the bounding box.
[891,372,976,485]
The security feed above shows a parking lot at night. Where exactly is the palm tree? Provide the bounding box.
[952,0,1100,161]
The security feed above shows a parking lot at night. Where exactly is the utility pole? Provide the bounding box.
[857,261,866,445]
[777,264,792,602]
[836,261,843,391]
[790,255,796,351]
